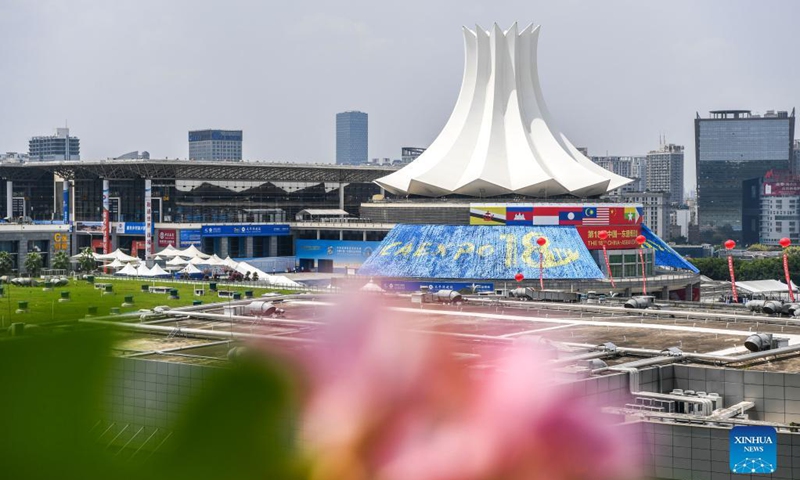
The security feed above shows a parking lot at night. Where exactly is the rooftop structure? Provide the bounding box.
[188,129,242,161]
[376,24,631,198]
[29,127,80,161]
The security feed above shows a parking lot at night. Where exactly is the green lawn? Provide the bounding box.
[0,278,292,328]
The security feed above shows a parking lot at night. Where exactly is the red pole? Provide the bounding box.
[639,248,647,295]
[784,253,794,302]
[602,245,616,288]
[725,239,737,303]
[780,238,794,302]
[728,255,738,303]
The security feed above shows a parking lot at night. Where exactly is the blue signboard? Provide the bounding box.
[730,426,777,474]
[62,188,69,224]
[641,224,700,273]
[358,224,603,280]
[179,229,202,248]
[295,240,381,265]
[201,224,290,237]
[117,222,146,235]
[380,280,494,293]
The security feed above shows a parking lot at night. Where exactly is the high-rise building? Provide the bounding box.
[401,147,426,164]
[590,155,646,193]
[793,139,800,173]
[29,128,80,161]
[695,109,795,233]
[336,111,368,165]
[753,170,800,246]
[188,129,242,161]
[646,143,684,204]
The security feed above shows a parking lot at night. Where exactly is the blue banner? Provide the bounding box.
[730,426,776,474]
[358,225,603,280]
[62,187,69,224]
[179,229,202,248]
[380,280,494,293]
[641,224,700,273]
[295,240,381,265]
[201,224,290,237]
[116,222,146,235]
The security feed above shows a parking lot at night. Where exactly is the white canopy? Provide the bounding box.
[166,256,188,266]
[188,255,210,266]
[177,245,210,259]
[148,264,170,277]
[206,254,227,266]
[117,263,139,276]
[107,258,126,269]
[360,281,385,292]
[268,275,302,287]
[135,264,152,276]
[95,249,139,262]
[155,244,182,258]
[234,261,265,277]
[736,280,799,294]
[223,256,239,269]
[179,264,202,275]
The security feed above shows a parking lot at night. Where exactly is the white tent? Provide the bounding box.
[188,255,210,266]
[177,245,210,259]
[117,263,138,276]
[223,256,239,269]
[360,280,385,292]
[166,256,188,266]
[179,264,202,275]
[207,254,227,266]
[136,264,152,276]
[95,249,139,262]
[155,244,182,258]
[107,258,126,269]
[148,264,170,277]
[268,275,302,288]
[234,261,266,277]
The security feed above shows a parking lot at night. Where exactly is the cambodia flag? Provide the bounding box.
[506,206,534,225]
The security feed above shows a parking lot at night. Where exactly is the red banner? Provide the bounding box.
[728,255,738,303]
[784,253,794,302]
[157,229,177,248]
[577,225,642,250]
[102,209,110,254]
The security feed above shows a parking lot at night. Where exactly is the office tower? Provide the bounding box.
[646,143,684,204]
[590,155,647,193]
[336,111,368,165]
[29,128,80,161]
[188,129,242,161]
[401,147,426,164]
[695,109,795,233]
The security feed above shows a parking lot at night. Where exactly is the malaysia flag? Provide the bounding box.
[582,206,610,225]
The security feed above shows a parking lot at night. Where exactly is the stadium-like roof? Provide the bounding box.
[0,160,397,183]
[375,24,631,198]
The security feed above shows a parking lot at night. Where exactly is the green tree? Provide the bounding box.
[24,251,43,277]
[0,251,13,276]
[52,251,70,271]
[77,247,96,273]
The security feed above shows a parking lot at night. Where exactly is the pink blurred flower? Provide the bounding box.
[297,295,640,480]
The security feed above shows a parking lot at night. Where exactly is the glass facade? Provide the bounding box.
[336,111,368,165]
[188,130,242,161]
[696,114,795,233]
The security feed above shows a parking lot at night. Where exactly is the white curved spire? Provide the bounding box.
[376,23,631,198]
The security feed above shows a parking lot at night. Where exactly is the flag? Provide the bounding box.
[469,206,506,225]
[582,206,610,225]
[506,206,534,225]
[623,207,640,223]
[608,206,626,224]
[532,206,561,226]
[558,209,584,225]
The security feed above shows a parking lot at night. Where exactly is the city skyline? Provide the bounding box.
[1,1,799,193]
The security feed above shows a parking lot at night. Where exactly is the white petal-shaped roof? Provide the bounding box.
[376,23,631,198]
